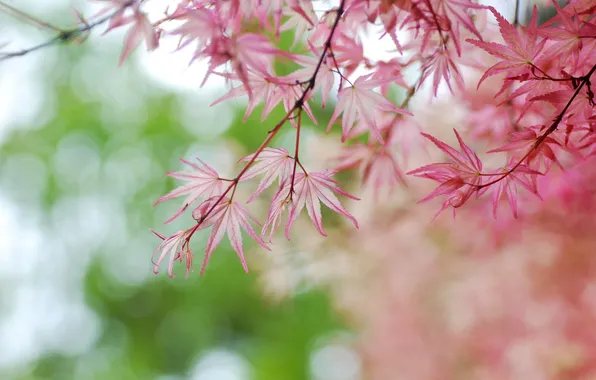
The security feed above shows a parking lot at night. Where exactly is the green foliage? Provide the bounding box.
[0,48,344,380]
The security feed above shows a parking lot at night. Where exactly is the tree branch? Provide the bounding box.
[0,1,134,63]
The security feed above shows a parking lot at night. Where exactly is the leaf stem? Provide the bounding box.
[289,109,303,200]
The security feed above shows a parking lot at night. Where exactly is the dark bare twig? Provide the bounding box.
[0,1,135,63]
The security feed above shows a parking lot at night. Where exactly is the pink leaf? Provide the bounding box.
[239,148,294,202]
[327,74,411,143]
[284,170,359,239]
[154,157,223,224]
[201,200,270,275]
[408,129,483,216]
[151,228,194,278]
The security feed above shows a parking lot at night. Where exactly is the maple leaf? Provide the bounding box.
[570,0,596,15]
[280,1,317,48]
[284,43,335,107]
[173,10,289,96]
[95,1,158,65]
[530,82,596,127]
[239,148,294,202]
[490,159,542,218]
[261,179,292,243]
[284,170,360,239]
[279,83,317,125]
[171,7,220,54]
[368,59,408,97]
[360,0,402,53]
[211,70,286,122]
[219,33,296,99]
[327,74,412,143]
[538,1,596,72]
[439,0,485,40]
[154,158,223,224]
[233,33,285,77]
[151,228,194,278]
[335,143,406,195]
[261,171,360,241]
[419,43,465,96]
[466,6,546,91]
[118,11,159,65]
[408,129,484,217]
[93,0,130,27]
[330,31,364,74]
[487,126,563,171]
[200,199,271,275]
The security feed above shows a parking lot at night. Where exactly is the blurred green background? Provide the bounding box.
[0,1,356,379]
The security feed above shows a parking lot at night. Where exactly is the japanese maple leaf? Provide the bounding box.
[467,6,546,91]
[368,59,408,97]
[487,126,563,171]
[335,143,406,195]
[420,43,465,96]
[499,74,563,111]
[118,10,159,65]
[200,199,270,275]
[154,157,223,223]
[253,0,285,37]
[361,0,402,53]
[280,1,317,48]
[330,31,364,74]
[93,0,130,26]
[435,0,485,55]
[279,83,317,126]
[538,1,596,72]
[95,1,158,65]
[151,228,194,278]
[327,74,412,143]
[531,82,596,127]
[205,34,279,97]
[174,10,288,96]
[211,70,286,122]
[261,179,292,243]
[568,0,596,16]
[284,170,360,239]
[490,159,541,218]
[171,7,220,54]
[232,33,285,78]
[407,129,484,217]
[239,148,294,202]
[284,43,335,108]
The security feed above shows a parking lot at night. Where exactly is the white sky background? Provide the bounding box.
[0,0,526,376]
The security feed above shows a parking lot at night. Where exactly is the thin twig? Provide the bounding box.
[0,0,61,31]
[513,0,520,27]
[0,1,134,63]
